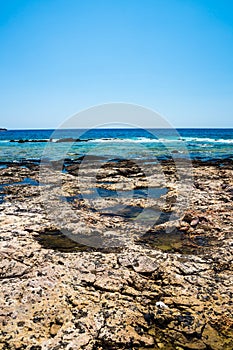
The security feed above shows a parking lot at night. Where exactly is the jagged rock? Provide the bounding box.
[0,160,233,349]
[132,255,159,274]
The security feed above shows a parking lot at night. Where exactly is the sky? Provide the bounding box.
[0,0,233,129]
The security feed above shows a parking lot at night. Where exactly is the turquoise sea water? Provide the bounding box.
[0,128,232,163]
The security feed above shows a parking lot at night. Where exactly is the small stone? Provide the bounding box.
[50,323,61,336]
[156,301,169,309]
[190,218,199,226]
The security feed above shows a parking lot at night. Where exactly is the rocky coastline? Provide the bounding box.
[0,158,232,349]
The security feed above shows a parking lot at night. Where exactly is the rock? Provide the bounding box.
[190,218,199,226]
[202,324,228,350]
[132,255,159,274]
[50,323,61,336]
[0,160,233,349]
[56,137,76,143]
[182,212,196,223]
[179,339,207,349]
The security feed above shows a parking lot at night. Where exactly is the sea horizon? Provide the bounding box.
[3,127,233,130]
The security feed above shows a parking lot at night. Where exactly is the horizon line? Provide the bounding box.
[4,127,233,131]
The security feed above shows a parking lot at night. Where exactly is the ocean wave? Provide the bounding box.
[1,136,233,144]
[88,137,178,143]
[179,137,233,144]
[88,137,233,144]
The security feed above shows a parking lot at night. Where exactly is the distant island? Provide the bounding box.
[0,128,7,131]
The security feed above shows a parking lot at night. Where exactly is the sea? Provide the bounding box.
[0,128,232,164]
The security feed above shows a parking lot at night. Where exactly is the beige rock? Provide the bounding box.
[0,160,233,349]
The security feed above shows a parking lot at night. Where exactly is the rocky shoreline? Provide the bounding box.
[0,158,232,349]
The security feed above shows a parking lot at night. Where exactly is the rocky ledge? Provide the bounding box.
[0,158,232,349]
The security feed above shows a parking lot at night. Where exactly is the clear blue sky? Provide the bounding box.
[0,0,233,129]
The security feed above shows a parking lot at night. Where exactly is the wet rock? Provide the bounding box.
[56,137,76,143]
[0,160,233,349]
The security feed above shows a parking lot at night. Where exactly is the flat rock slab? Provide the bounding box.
[0,161,233,349]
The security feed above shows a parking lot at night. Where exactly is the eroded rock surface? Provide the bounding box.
[0,160,232,349]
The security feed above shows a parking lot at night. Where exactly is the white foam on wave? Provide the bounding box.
[88,137,179,143]
[216,139,233,144]
[180,137,233,144]
[87,136,233,144]
[1,136,233,144]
